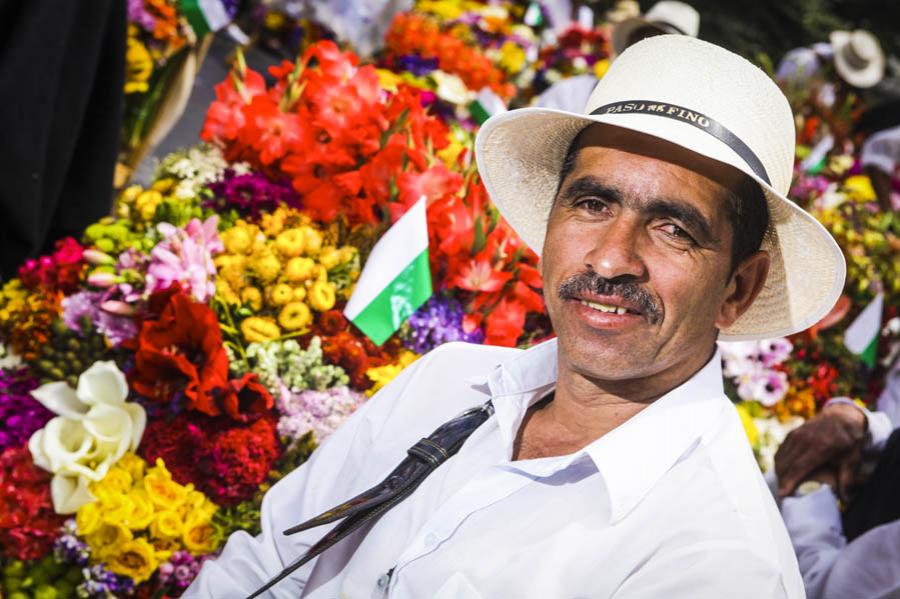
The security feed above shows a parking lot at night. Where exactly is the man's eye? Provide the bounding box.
[660,223,696,243]
[574,198,609,212]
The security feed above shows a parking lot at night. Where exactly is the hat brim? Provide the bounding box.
[830,31,886,89]
[474,107,846,341]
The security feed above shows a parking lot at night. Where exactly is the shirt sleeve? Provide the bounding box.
[860,125,900,175]
[610,540,791,599]
[182,352,435,599]
[823,397,894,451]
[781,485,900,599]
[780,485,844,599]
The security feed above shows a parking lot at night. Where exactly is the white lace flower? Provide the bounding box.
[28,361,146,514]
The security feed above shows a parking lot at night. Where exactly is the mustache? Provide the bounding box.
[557,271,661,324]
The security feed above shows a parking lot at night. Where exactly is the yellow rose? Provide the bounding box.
[101,491,135,526]
[76,500,103,536]
[182,512,221,555]
[87,522,134,560]
[125,489,156,530]
[307,281,336,312]
[107,537,159,583]
[102,467,134,494]
[150,510,184,540]
[116,453,146,483]
[143,461,188,510]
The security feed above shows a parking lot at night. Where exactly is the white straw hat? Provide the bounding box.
[475,35,846,341]
[830,29,885,89]
[611,1,700,56]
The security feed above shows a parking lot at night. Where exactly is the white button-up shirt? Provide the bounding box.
[185,339,804,598]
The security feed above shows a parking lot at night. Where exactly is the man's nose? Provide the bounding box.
[583,215,647,280]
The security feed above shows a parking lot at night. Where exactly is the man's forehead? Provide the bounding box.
[565,123,745,200]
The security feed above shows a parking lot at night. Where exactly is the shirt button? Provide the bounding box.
[377,573,390,589]
[424,533,438,547]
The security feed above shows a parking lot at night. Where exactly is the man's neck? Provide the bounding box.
[512,347,716,461]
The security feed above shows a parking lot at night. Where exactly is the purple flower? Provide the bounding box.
[395,54,439,77]
[402,295,484,354]
[79,563,135,598]
[54,520,90,567]
[206,170,301,218]
[127,0,157,33]
[277,385,366,443]
[0,368,51,452]
[62,291,138,347]
[158,550,208,590]
[146,215,223,302]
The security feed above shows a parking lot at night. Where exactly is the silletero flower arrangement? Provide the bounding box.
[1,1,898,594]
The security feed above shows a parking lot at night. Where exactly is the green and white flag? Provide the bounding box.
[344,197,432,345]
[469,88,507,126]
[844,292,883,367]
[181,0,232,37]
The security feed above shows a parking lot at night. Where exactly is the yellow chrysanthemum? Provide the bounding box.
[240,316,281,343]
[107,537,159,583]
[275,228,306,258]
[125,36,153,94]
[307,281,336,312]
[278,301,312,331]
[498,41,526,74]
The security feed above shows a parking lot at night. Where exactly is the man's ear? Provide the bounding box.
[716,250,770,330]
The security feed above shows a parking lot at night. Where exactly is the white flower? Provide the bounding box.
[432,71,473,105]
[28,361,146,514]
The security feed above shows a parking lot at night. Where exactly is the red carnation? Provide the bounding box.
[0,447,66,561]
[141,412,281,506]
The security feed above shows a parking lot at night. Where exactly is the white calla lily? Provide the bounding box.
[76,361,129,406]
[28,360,146,514]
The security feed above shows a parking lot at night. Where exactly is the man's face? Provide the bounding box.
[542,124,764,389]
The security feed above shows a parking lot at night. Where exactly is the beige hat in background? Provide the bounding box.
[830,29,885,89]
[611,1,700,56]
[474,35,846,341]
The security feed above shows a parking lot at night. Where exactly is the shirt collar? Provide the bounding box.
[469,338,728,524]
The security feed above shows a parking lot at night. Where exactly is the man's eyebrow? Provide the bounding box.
[642,198,718,246]
[556,176,624,205]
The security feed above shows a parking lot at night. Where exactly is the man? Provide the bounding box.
[186,35,844,598]
[778,359,900,598]
[534,0,698,113]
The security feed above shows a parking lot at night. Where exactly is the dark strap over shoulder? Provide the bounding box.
[247,401,495,598]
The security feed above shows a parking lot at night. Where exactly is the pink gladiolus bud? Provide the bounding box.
[87,271,118,288]
[83,249,115,265]
[100,300,135,316]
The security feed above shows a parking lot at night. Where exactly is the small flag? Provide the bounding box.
[800,134,833,174]
[844,292,883,367]
[344,198,432,345]
[524,2,544,27]
[181,0,232,37]
[469,88,507,125]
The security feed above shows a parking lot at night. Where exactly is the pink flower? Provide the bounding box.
[146,216,223,302]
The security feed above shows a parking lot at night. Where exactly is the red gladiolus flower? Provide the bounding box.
[484,299,527,347]
[451,257,513,293]
[128,290,230,415]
